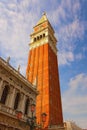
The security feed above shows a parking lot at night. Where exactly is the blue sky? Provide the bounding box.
[0,0,87,128]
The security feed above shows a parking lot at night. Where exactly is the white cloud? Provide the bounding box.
[62,73,87,128]
[69,73,87,89]
[0,0,85,70]
[49,0,81,26]
[61,0,81,19]
[0,18,8,32]
[58,51,74,65]
[49,5,66,26]
[59,19,85,45]
[48,0,85,66]
[58,19,85,65]
[0,0,39,75]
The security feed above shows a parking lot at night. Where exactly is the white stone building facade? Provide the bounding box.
[0,57,38,130]
[64,121,82,130]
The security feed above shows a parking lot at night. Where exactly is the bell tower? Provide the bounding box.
[26,13,63,127]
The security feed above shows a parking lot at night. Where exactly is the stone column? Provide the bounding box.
[5,85,11,107]
[0,79,5,100]
[18,93,26,113]
[0,79,3,89]
[28,98,33,117]
[6,86,16,108]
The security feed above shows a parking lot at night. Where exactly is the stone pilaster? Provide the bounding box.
[0,79,3,98]
[28,98,33,117]
[0,80,5,100]
[6,86,16,108]
[18,93,26,113]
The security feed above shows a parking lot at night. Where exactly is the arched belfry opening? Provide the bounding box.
[14,92,20,110]
[1,85,9,104]
[24,98,30,115]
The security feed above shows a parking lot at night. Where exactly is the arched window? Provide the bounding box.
[37,36,39,40]
[0,85,9,104]
[34,37,36,42]
[24,98,30,115]
[40,35,42,39]
[14,93,20,110]
[43,33,45,37]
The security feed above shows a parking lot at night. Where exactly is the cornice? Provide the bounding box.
[0,57,38,95]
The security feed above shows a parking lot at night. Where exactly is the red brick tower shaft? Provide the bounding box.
[26,13,63,127]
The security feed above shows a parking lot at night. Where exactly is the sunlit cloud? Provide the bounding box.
[0,0,40,74]
[58,51,74,65]
[62,73,87,128]
[58,19,85,65]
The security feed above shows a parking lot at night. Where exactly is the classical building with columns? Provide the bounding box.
[0,57,38,130]
[64,121,82,130]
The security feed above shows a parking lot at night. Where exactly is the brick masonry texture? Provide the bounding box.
[26,43,63,127]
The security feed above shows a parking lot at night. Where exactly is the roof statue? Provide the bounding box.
[6,56,10,64]
[17,65,21,73]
